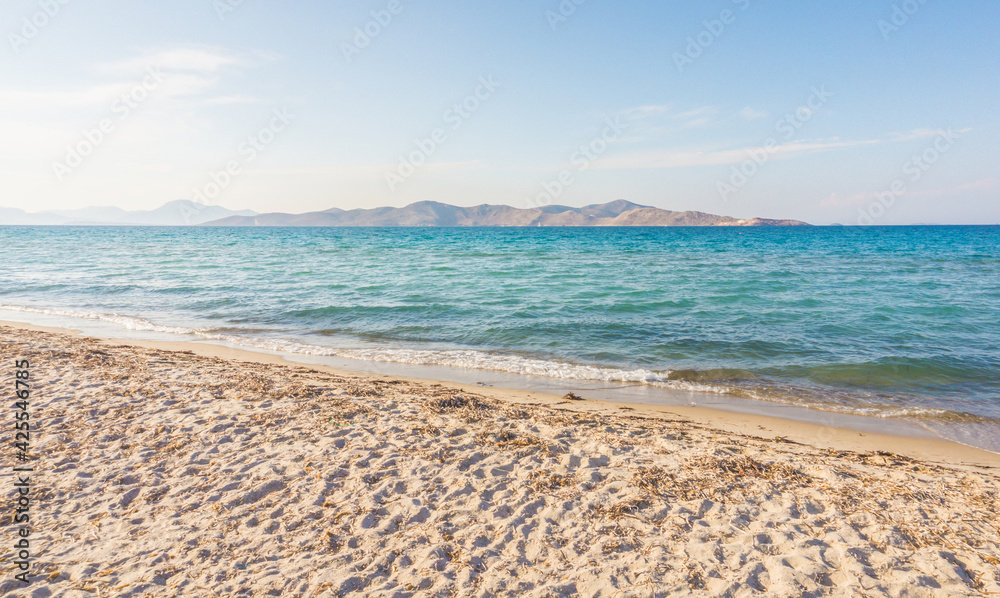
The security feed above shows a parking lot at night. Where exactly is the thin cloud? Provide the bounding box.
[0,85,130,109]
[96,46,250,75]
[953,177,998,192]
[674,106,720,129]
[739,106,768,121]
[202,94,263,106]
[0,46,265,112]
[906,177,999,199]
[674,106,718,121]
[595,127,975,170]
[619,105,670,120]
[822,177,996,208]
[613,104,721,145]
[888,127,972,141]
[258,161,483,176]
[617,104,719,126]
[596,137,885,170]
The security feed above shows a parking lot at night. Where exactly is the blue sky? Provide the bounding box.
[2,0,998,224]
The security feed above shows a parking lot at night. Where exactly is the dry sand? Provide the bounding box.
[1,323,998,597]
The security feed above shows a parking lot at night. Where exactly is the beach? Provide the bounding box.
[6,1,1000,595]
[2,322,998,597]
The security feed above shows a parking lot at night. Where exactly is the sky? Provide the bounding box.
[2,0,998,225]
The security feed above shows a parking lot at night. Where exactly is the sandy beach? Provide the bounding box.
[2,322,999,597]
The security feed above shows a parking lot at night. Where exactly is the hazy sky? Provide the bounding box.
[3,0,998,224]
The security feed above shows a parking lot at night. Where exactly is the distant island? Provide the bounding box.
[0,199,810,227]
[207,200,811,227]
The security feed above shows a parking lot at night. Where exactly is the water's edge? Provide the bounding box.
[5,306,997,455]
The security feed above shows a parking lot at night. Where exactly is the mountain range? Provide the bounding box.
[0,199,810,227]
[0,200,255,226]
[208,200,810,227]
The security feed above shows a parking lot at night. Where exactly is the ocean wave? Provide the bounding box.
[0,303,725,393]
[2,302,998,426]
[0,304,198,335]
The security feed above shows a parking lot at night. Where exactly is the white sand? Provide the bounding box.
[1,324,998,597]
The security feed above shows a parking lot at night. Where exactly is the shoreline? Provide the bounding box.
[4,318,998,468]
[2,322,999,596]
[3,303,998,456]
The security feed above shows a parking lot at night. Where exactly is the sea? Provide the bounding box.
[2,225,998,452]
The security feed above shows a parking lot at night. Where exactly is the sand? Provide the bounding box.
[1,323,998,597]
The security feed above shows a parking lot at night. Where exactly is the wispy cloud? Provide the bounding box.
[739,106,768,121]
[95,46,253,75]
[614,104,721,145]
[0,85,128,109]
[898,177,997,199]
[822,177,996,209]
[952,177,999,192]
[596,137,882,170]
[0,46,269,114]
[617,104,719,127]
[619,105,670,121]
[202,94,262,106]
[886,127,966,141]
[674,106,718,121]
[258,161,483,176]
[98,46,272,100]
[594,127,971,170]
[676,106,720,130]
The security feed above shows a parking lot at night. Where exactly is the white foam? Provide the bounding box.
[0,304,197,335]
[0,303,732,393]
[0,303,988,425]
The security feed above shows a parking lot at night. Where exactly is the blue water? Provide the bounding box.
[2,226,998,445]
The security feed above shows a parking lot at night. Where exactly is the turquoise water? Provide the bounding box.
[2,226,998,446]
